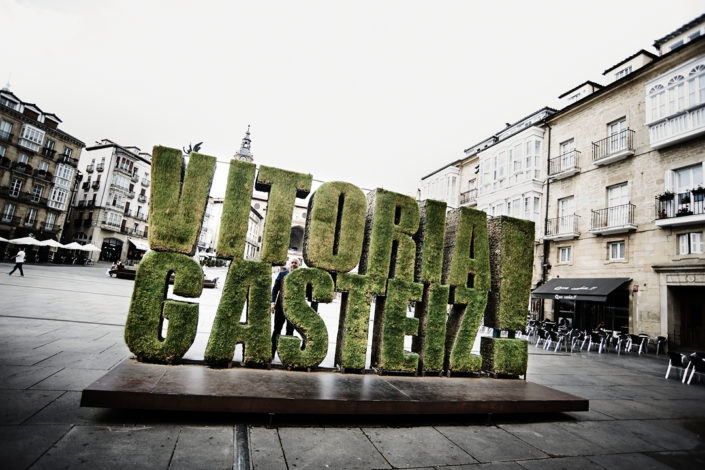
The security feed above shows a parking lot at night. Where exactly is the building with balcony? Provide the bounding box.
[66,139,151,262]
[0,88,84,246]
[534,17,705,348]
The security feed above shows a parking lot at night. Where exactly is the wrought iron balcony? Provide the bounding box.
[41,147,56,159]
[654,189,705,227]
[544,214,580,241]
[0,156,10,168]
[0,215,20,225]
[131,173,140,183]
[86,164,95,173]
[138,194,147,203]
[33,169,53,181]
[127,191,136,199]
[459,189,477,206]
[96,163,104,172]
[0,130,13,143]
[548,150,581,180]
[23,218,37,228]
[101,220,122,232]
[592,129,635,166]
[589,203,637,235]
[141,177,150,187]
[57,154,79,167]
[82,181,90,190]
[91,181,101,190]
[136,212,148,222]
[41,222,60,233]
[124,208,133,217]
[11,162,33,175]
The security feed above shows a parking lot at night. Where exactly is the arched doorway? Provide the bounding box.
[101,238,123,262]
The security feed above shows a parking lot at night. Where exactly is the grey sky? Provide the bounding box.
[2,0,703,197]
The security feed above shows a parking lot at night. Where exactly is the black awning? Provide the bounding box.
[532,278,631,302]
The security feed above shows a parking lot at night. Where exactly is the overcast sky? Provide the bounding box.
[2,0,703,197]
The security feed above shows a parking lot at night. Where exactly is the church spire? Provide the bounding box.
[235,125,253,162]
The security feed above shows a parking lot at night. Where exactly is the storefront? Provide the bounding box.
[532,278,631,332]
[127,237,149,261]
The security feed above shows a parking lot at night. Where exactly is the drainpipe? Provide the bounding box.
[542,124,552,284]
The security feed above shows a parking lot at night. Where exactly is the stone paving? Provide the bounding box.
[1,261,704,469]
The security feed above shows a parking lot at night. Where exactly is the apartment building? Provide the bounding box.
[0,88,84,251]
[67,139,151,262]
[533,17,705,348]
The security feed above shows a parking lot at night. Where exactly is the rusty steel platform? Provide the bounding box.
[81,359,589,415]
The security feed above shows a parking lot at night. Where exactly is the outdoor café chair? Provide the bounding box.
[686,357,705,385]
[655,336,667,355]
[535,329,547,349]
[586,332,605,353]
[627,334,648,355]
[665,351,690,381]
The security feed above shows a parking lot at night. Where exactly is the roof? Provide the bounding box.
[85,140,151,164]
[602,49,657,75]
[461,106,557,154]
[532,278,631,302]
[557,81,603,99]
[654,13,705,49]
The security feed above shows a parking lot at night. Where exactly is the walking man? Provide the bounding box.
[270,258,300,359]
[8,247,26,276]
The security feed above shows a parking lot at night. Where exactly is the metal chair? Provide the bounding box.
[665,351,690,381]
[654,336,667,355]
[627,334,647,354]
[586,332,605,353]
[686,357,705,385]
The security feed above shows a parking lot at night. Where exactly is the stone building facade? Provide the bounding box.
[0,88,84,252]
[67,139,151,262]
[535,29,705,347]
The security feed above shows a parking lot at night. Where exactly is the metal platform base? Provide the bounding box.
[81,359,588,415]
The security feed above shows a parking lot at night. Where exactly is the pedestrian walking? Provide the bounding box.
[8,247,26,276]
[270,258,300,359]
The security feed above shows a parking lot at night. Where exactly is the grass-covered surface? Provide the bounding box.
[256,165,312,265]
[480,337,528,377]
[149,146,215,255]
[445,286,487,373]
[413,199,447,284]
[379,279,423,372]
[419,283,449,372]
[124,251,203,363]
[334,273,375,370]
[216,160,256,259]
[487,216,534,332]
[359,189,420,294]
[204,260,272,367]
[442,207,490,291]
[303,181,366,273]
[279,267,335,369]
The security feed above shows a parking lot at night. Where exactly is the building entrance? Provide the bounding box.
[101,238,123,262]
[669,285,705,348]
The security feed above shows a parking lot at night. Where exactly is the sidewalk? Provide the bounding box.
[1,262,704,469]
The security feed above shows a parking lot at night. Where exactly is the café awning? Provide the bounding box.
[532,278,631,302]
[128,237,150,251]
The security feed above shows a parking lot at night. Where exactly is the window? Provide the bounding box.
[688,65,705,106]
[10,178,22,197]
[45,139,55,150]
[615,65,633,80]
[45,212,56,229]
[679,232,703,255]
[48,187,69,210]
[608,118,628,152]
[63,147,73,158]
[18,153,29,164]
[0,120,12,139]
[32,185,44,202]
[649,84,666,121]
[0,97,18,109]
[558,196,575,233]
[39,161,49,171]
[669,39,684,51]
[559,139,575,171]
[2,203,16,222]
[568,92,581,103]
[675,164,703,192]
[559,246,572,263]
[0,145,5,157]
[26,208,37,225]
[19,124,45,152]
[667,75,686,114]
[609,241,626,260]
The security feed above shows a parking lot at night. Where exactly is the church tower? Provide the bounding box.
[234,125,254,162]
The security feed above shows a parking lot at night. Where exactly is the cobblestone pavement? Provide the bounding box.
[1,262,704,469]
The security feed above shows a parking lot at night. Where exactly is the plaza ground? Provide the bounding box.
[1,262,704,469]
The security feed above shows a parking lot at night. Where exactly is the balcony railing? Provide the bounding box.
[23,218,37,228]
[41,147,56,159]
[654,190,705,227]
[33,169,53,181]
[82,181,90,190]
[544,214,580,240]
[109,183,129,192]
[86,164,95,173]
[77,200,96,209]
[57,155,79,167]
[101,220,122,231]
[590,203,636,235]
[11,162,33,175]
[138,194,147,203]
[548,150,581,179]
[592,129,635,165]
[18,138,40,153]
[96,162,104,172]
[0,156,10,168]
[0,131,13,143]
[127,191,136,199]
[459,189,477,206]
[141,177,150,187]
[136,212,148,222]
[0,215,20,225]
[131,174,140,183]
[91,181,101,190]
[40,222,60,233]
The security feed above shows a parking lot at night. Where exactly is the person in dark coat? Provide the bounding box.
[270,258,300,359]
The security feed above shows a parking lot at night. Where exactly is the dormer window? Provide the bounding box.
[615,65,633,80]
